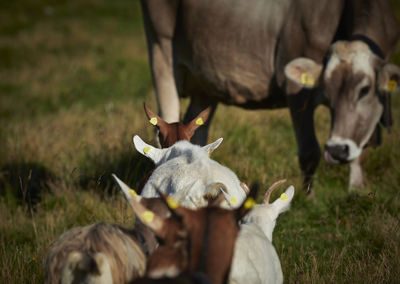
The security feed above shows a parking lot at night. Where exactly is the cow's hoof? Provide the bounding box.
[348,183,371,196]
[302,176,314,196]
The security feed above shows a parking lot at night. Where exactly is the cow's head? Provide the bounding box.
[144,103,211,148]
[285,40,400,164]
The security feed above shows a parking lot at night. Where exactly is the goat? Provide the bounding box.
[133,134,248,209]
[228,180,295,284]
[144,103,211,148]
[137,104,212,194]
[44,176,169,284]
[114,176,257,284]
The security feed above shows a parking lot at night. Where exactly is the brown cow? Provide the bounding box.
[140,0,400,191]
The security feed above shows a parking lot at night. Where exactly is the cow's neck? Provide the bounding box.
[351,0,400,58]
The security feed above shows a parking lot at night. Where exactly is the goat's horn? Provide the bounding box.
[204,183,226,199]
[240,182,250,194]
[263,179,287,204]
[204,183,229,207]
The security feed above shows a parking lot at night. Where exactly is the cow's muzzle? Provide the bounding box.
[324,144,349,165]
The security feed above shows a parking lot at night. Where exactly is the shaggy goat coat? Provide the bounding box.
[44,222,146,284]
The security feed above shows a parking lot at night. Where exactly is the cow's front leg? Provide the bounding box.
[287,90,321,193]
[183,97,218,146]
[141,0,180,124]
[349,157,365,190]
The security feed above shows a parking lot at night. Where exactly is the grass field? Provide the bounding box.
[1,1,400,283]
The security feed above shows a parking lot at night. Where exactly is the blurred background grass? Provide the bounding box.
[0,0,399,283]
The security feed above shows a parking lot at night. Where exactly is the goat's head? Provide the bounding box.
[125,183,257,284]
[144,103,211,148]
[241,180,295,242]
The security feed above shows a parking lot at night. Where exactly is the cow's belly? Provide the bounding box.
[178,61,275,105]
[173,0,291,108]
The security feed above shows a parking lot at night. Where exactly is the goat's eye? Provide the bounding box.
[359,86,370,99]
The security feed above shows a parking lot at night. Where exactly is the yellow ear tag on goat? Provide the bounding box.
[196,117,204,125]
[301,72,315,87]
[143,146,151,154]
[166,197,179,209]
[149,117,158,126]
[230,196,237,205]
[280,193,289,201]
[244,197,256,209]
[386,80,397,92]
[129,189,138,198]
[142,211,154,223]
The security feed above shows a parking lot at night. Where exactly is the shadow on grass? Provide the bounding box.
[0,162,55,207]
[77,150,154,196]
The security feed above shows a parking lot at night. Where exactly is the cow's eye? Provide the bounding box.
[359,86,370,99]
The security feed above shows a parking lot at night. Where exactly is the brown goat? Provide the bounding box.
[128,184,257,284]
[144,103,211,148]
[44,190,169,284]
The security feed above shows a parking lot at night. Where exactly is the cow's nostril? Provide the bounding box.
[342,144,349,155]
[325,143,349,163]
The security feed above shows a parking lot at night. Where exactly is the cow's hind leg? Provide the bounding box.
[183,97,218,146]
[287,90,321,194]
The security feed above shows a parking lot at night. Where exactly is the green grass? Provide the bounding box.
[1,1,400,283]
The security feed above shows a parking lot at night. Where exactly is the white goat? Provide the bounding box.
[133,135,247,209]
[229,181,295,284]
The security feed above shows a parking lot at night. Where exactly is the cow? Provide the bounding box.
[139,0,400,191]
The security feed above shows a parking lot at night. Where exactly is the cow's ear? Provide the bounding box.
[284,58,323,95]
[184,106,212,137]
[133,135,167,164]
[202,138,223,155]
[377,63,400,93]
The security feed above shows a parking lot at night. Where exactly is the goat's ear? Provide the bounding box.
[236,182,259,220]
[113,174,166,235]
[112,174,142,208]
[143,103,171,137]
[184,107,212,136]
[133,135,167,164]
[155,189,188,220]
[202,138,223,155]
[271,185,295,215]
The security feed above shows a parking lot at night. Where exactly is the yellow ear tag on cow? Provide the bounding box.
[196,117,204,125]
[142,211,154,223]
[280,193,289,201]
[149,117,158,126]
[166,197,179,209]
[230,196,237,205]
[143,146,151,154]
[301,72,315,87]
[244,197,256,209]
[129,189,138,198]
[386,80,397,92]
